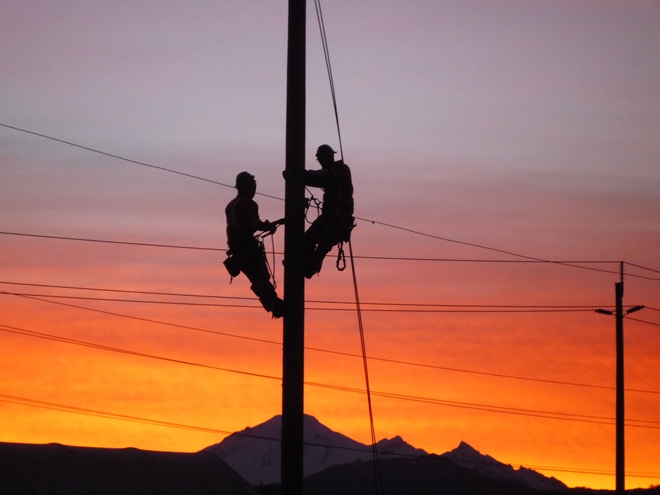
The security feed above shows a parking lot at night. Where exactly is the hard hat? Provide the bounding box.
[235,171,255,189]
[316,144,336,158]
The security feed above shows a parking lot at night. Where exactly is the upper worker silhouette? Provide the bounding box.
[303,144,354,278]
[224,171,285,318]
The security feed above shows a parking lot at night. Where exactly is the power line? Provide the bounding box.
[0,280,610,311]
[2,291,605,314]
[0,393,235,436]
[2,321,659,428]
[3,229,658,282]
[0,124,232,188]
[307,381,660,428]
[0,123,282,201]
[0,230,226,252]
[2,292,259,309]
[0,322,281,382]
[3,124,658,280]
[627,316,660,328]
[3,392,657,480]
[0,392,398,457]
[625,262,660,275]
[8,293,281,345]
[4,124,659,465]
[354,217,660,280]
[0,280,250,301]
[6,291,660,395]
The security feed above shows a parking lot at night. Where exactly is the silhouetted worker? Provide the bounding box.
[303,144,354,278]
[225,172,285,318]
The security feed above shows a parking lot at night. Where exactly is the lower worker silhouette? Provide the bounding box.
[224,172,285,318]
[303,144,354,278]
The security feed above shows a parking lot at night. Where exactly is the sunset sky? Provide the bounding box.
[1,0,659,490]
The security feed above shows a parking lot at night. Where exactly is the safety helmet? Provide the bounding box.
[235,171,255,189]
[316,144,336,159]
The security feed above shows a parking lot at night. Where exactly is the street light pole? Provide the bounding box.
[596,262,644,494]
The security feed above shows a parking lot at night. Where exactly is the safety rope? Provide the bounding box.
[304,189,323,225]
[314,1,384,493]
[256,222,282,290]
[314,0,344,160]
[267,234,277,290]
[348,239,384,494]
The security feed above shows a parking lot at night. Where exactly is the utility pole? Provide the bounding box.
[615,265,624,495]
[596,262,644,494]
[281,1,306,495]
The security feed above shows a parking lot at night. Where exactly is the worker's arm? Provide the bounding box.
[304,168,332,188]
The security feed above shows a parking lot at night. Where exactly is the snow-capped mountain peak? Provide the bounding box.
[204,414,421,486]
[442,441,566,491]
[204,415,566,491]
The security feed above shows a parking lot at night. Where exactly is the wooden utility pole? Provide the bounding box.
[282,1,306,495]
[615,264,624,494]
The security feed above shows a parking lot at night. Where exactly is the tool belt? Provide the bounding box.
[223,253,241,277]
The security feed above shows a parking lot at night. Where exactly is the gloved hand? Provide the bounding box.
[263,220,278,235]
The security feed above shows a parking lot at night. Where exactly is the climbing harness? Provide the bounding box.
[224,218,284,287]
[305,189,355,274]
[256,218,285,289]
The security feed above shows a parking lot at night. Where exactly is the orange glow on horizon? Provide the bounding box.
[2,245,658,490]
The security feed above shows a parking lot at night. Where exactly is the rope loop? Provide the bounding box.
[336,242,347,271]
[305,190,323,225]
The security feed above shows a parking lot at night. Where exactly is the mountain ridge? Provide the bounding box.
[204,414,566,491]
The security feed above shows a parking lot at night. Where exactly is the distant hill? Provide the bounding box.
[301,454,563,495]
[0,441,258,495]
[203,414,566,492]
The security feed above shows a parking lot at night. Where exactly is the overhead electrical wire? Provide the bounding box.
[6,290,659,395]
[0,122,281,202]
[1,291,607,314]
[2,125,658,280]
[351,218,659,280]
[0,124,232,189]
[0,392,409,458]
[3,393,657,481]
[627,317,660,328]
[2,321,658,429]
[0,230,225,251]
[0,322,280,381]
[0,279,614,311]
[2,229,658,282]
[625,262,660,275]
